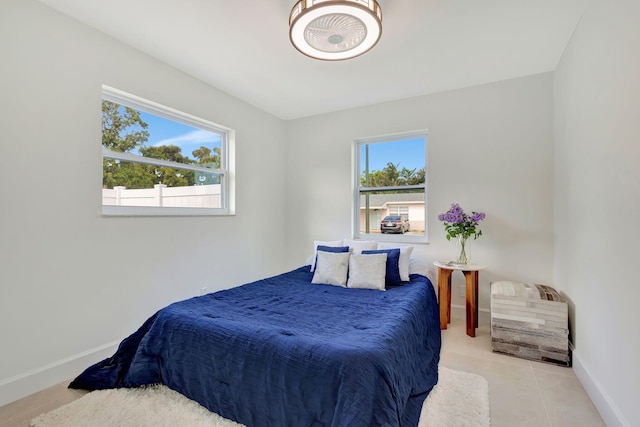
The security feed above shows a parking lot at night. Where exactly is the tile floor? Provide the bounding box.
[440,317,605,427]
[0,317,606,427]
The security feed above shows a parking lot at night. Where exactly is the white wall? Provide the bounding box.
[0,0,287,405]
[284,73,555,319]
[554,0,640,425]
[2,1,635,424]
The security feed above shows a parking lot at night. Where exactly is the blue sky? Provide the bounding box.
[138,110,423,172]
[139,111,221,159]
[360,137,426,172]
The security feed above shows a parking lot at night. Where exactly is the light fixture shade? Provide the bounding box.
[289,0,382,61]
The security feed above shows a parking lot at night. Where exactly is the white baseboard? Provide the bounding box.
[0,341,119,407]
[448,309,629,425]
[571,348,630,427]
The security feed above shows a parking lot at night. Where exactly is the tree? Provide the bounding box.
[103,160,156,190]
[404,167,425,185]
[192,146,221,168]
[102,101,149,152]
[139,145,194,187]
[140,145,191,163]
[102,100,153,189]
[361,162,425,187]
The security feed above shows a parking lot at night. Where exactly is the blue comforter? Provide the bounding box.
[70,266,441,427]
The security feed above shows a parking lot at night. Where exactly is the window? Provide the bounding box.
[388,205,409,216]
[101,85,234,216]
[354,131,427,243]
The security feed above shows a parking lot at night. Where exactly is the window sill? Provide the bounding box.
[354,233,428,245]
[102,206,234,217]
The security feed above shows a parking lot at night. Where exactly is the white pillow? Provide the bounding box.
[342,239,378,254]
[311,251,350,287]
[309,240,344,272]
[378,244,414,281]
[409,257,429,278]
[347,253,387,291]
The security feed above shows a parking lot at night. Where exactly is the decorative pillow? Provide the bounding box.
[362,248,402,286]
[309,240,344,272]
[314,245,349,273]
[317,245,350,254]
[342,239,378,254]
[409,257,430,278]
[311,251,350,288]
[378,244,414,281]
[347,253,387,291]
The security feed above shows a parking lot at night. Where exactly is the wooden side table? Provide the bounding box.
[433,261,485,337]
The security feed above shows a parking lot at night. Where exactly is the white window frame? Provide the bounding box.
[352,130,428,244]
[101,85,235,216]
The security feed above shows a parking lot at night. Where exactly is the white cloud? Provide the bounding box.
[152,129,220,147]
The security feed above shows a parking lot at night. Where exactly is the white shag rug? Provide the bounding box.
[419,367,491,427]
[31,367,489,427]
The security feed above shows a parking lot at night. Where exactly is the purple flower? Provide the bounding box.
[438,203,485,240]
[471,212,485,222]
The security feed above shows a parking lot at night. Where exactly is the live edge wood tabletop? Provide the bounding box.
[433,261,485,337]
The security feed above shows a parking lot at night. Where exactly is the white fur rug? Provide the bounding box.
[31,367,489,427]
[419,367,491,427]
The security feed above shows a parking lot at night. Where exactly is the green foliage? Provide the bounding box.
[103,160,154,190]
[139,145,194,187]
[192,146,221,168]
[102,101,149,152]
[361,162,425,187]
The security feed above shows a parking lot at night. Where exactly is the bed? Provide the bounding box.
[70,259,441,427]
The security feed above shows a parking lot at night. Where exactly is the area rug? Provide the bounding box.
[31,366,489,427]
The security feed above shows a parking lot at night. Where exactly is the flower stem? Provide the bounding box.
[457,235,469,265]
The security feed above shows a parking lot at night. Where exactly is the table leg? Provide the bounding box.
[463,270,479,337]
[438,267,453,330]
[474,271,479,325]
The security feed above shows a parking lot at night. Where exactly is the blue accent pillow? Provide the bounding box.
[317,245,350,254]
[315,246,350,273]
[362,248,402,286]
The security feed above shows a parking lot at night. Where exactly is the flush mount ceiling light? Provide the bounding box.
[289,0,382,61]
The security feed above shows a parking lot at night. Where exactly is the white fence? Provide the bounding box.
[103,184,221,208]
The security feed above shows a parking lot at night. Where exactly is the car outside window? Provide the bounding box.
[380,215,410,234]
[354,131,427,243]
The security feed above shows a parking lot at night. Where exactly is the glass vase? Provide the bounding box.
[456,235,469,265]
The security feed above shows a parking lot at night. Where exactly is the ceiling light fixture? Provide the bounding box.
[289,0,382,61]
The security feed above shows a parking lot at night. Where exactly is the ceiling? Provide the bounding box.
[37,0,589,120]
